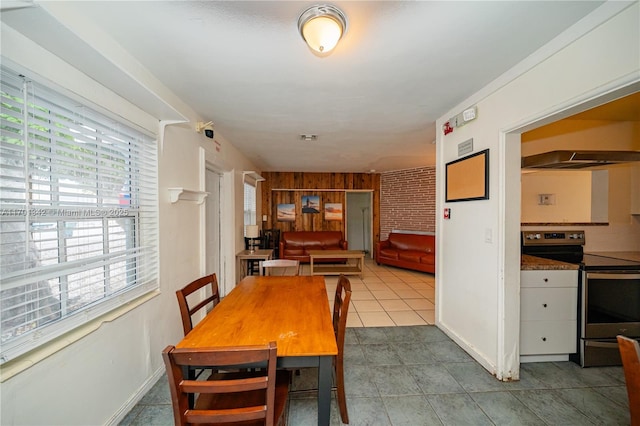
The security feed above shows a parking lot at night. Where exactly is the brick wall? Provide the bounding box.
[380,167,435,240]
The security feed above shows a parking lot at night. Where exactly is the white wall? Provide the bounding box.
[435,2,640,380]
[0,22,258,426]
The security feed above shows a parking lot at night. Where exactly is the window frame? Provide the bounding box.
[0,65,159,364]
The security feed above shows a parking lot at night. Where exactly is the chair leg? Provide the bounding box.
[335,357,349,424]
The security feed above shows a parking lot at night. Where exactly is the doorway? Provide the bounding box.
[205,167,221,281]
[346,191,372,257]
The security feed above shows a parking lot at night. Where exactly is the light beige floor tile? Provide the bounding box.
[378,299,412,311]
[346,313,363,327]
[407,282,432,290]
[386,283,413,291]
[404,298,435,310]
[359,311,395,327]
[365,282,390,291]
[388,310,428,326]
[416,288,435,299]
[394,289,422,299]
[371,290,399,300]
[350,282,369,291]
[352,300,384,312]
[351,290,375,301]
[416,309,435,324]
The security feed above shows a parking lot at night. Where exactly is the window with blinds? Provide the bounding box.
[243,181,256,231]
[0,65,158,363]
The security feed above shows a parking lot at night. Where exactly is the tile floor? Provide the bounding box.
[308,258,437,327]
[120,260,632,425]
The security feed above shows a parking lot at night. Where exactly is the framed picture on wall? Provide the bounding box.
[324,203,342,221]
[301,195,320,213]
[445,149,489,202]
[277,203,295,222]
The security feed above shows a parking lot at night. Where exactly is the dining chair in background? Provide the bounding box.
[617,335,640,425]
[290,274,352,423]
[260,259,300,276]
[163,341,291,426]
[175,273,221,336]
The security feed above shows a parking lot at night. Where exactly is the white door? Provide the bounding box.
[205,167,221,277]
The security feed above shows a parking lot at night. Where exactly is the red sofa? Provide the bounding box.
[280,231,348,263]
[375,232,435,273]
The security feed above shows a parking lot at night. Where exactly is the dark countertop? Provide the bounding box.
[586,251,640,262]
[521,254,580,271]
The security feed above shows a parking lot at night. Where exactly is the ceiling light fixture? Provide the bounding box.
[298,4,347,55]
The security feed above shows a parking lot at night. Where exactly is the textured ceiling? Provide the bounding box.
[2,1,614,171]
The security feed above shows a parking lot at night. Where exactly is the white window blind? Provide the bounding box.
[243,181,256,231]
[0,65,159,363]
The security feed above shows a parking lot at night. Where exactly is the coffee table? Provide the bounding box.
[308,249,365,278]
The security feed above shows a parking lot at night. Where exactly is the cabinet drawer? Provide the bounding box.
[521,270,578,288]
[521,287,577,321]
[520,320,577,355]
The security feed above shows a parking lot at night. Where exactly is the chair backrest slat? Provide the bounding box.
[163,341,278,426]
[176,273,221,336]
[260,259,300,276]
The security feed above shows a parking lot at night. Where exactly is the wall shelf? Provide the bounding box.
[168,188,208,204]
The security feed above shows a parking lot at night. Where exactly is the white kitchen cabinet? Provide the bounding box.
[520,269,578,361]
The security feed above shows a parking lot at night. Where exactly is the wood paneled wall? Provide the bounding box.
[260,172,381,244]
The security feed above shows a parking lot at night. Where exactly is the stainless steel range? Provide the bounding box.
[522,230,640,367]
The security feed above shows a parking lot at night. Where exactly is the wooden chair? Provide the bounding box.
[259,259,300,276]
[617,335,640,426]
[333,275,352,424]
[163,341,290,426]
[176,273,221,336]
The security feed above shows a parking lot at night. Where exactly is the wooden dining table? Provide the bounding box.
[176,275,338,426]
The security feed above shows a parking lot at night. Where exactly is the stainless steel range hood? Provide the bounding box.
[521,150,640,169]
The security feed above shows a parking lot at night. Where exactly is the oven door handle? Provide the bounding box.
[585,341,620,349]
[586,272,640,280]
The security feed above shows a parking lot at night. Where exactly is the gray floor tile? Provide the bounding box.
[511,389,595,425]
[343,343,367,365]
[129,404,174,426]
[410,364,465,395]
[382,325,429,343]
[499,364,551,390]
[520,362,591,389]
[552,361,626,387]
[344,364,380,397]
[139,376,171,405]
[427,393,493,425]
[411,325,450,342]
[593,385,630,409]
[445,361,508,392]
[371,365,422,396]
[471,391,543,425]
[118,405,142,426]
[382,395,443,426]
[344,397,392,426]
[354,327,390,344]
[393,341,437,365]
[426,340,473,362]
[556,388,630,425]
[361,343,404,365]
